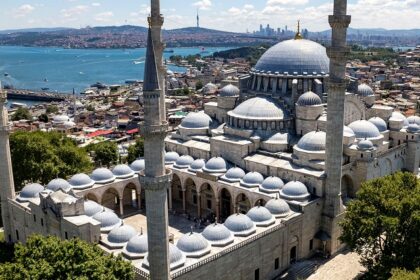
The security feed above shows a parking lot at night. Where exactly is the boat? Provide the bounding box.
[133,61,143,65]
[41,87,50,91]
[200,47,209,54]
[44,78,48,82]
[10,102,27,109]
[164,49,175,53]
[4,72,9,77]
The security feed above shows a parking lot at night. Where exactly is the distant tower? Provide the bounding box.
[294,20,303,40]
[138,0,172,279]
[0,82,16,243]
[196,9,200,29]
[323,0,351,253]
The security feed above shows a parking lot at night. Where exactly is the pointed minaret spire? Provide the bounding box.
[143,28,160,92]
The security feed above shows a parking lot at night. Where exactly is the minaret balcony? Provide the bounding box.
[326,46,350,60]
[138,169,172,191]
[328,15,351,28]
[140,121,169,136]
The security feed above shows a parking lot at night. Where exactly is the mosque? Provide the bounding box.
[1,1,420,280]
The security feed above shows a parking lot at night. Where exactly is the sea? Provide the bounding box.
[0,46,232,94]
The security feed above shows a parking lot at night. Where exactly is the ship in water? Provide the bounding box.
[4,72,9,77]
[164,49,174,53]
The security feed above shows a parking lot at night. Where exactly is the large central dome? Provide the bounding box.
[255,39,329,75]
[228,97,284,120]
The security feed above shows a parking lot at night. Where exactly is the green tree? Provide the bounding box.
[195,80,203,91]
[88,141,118,167]
[38,113,49,123]
[0,235,134,280]
[11,107,32,121]
[390,268,420,280]
[127,138,144,163]
[45,105,59,114]
[340,172,420,279]
[10,131,92,189]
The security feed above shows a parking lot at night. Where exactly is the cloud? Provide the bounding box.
[267,0,308,6]
[61,5,89,18]
[15,4,35,18]
[91,3,101,7]
[193,0,212,10]
[94,11,114,22]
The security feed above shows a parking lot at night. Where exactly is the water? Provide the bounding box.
[0,46,232,93]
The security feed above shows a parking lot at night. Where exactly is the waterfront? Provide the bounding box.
[0,46,232,93]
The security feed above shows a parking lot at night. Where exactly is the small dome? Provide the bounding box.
[90,168,116,184]
[260,176,284,193]
[125,234,148,255]
[297,91,322,106]
[202,223,234,247]
[130,158,145,173]
[390,112,409,126]
[188,159,206,172]
[407,123,420,133]
[246,206,275,227]
[180,111,212,129]
[203,83,218,94]
[296,131,326,151]
[92,211,122,232]
[174,155,194,169]
[348,120,381,139]
[357,84,374,97]
[47,178,71,192]
[219,84,240,97]
[229,97,284,120]
[144,244,186,270]
[265,132,288,143]
[63,121,76,129]
[165,151,180,164]
[220,167,246,183]
[357,139,375,151]
[18,183,44,201]
[107,225,137,244]
[68,173,95,190]
[53,114,70,123]
[84,200,103,217]
[202,157,227,173]
[343,126,355,137]
[112,164,135,179]
[240,172,264,188]
[368,117,387,132]
[224,213,256,236]
[167,70,174,76]
[280,181,310,202]
[407,116,420,125]
[176,232,211,257]
[265,198,291,218]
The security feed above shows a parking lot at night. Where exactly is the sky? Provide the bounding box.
[0,0,419,32]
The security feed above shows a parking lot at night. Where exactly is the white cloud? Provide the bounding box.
[267,0,308,6]
[15,4,35,18]
[61,5,89,18]
[193,0,212,10]
[94,11,114,23]
[91,3,101,7]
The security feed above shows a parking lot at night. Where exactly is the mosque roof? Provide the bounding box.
[174,155,194,169]
[165,151,180,164]
[297,91,322,106]
[246,206,275,227]
[130,159,145,173]
[240,172,264,188]
[18,183,44,201]
[343,126,355,137]
[357,84,374,97]
[201,223,234,247]
[90,168,116,184]
[407,123,420,133]
[107,225,137,244]
[368,117,387,132]
[68,173,95,190]
[219,84,240,97]
[357,139,375,151]
[112,164,135,179]
[348,120,381,139]
[202,157,227,173]
[179,111,212,129]
[124,234,148,255]
[92,211,122,232]
[176,232,211,257]
[390,112,409,126]
[407,116,420,125]
[265,197,291,218]
[84,200,103,217]
[229,97,285,120]
[280,181,310,202]
[144,244,186,270]
[188,159,206,172]
[224,213,256,237]
[259,176,284,193]
[254,39,329,75]
[296,131,326,151]
[46,178,71,192]
[220,167,246,183]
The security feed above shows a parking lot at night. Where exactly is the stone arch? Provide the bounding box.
[254,198,266,207]
[344,96,365,125]
[171,173,183,213]
[289,235,299,264]
[235,192,251,214]
[341,174,355,199]
[122,182,139,214]
[101,187,121,214]
[85,192,99,203]
[219,188,233,221]
[380,158,392,177]
[184,177,198,216]
[199,183,217,221]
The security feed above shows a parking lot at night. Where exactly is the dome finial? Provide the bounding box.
[295,20,303,40]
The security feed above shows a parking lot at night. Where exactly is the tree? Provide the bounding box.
[88,141,118,167]
[11,107,32,121]
[390,268,420,280]
[45,105,59,114]
[340,172,420,279]
[38,114,49,123]
[10,131,92,189]
[0,235,134,280]
[195,80,203,91]
[127,138,144,163]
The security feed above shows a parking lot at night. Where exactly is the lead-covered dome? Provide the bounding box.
[179,111,212,129]
[130,158,145,173]
[202,157,227,173]
[143,243,186,271]
[165,151,180,164]
[47,178,71,192]
[112,164,135,179]
[254,39,329,75]
[246,206,275,227]
[220,167,246,183]
[368,117,387,132]
[224,213,256,236]
[202,223,234,247]
[407,123,420,133]
[265,197,291,218]
[280,181,310,202]
[123,234,148,258]
[84,200,103,217]
[17,183,44,201]
[174,155,194,169]
[176,232,211,257]
[229,97,284,120]
[390,112,409,126]
[357,139,375,151]
[188,158,206,172]
[407,116,420,125]
[260,176,284,193]
[296,131,326,151]
[348,120,381,139]
[219,84,240,97]
[240,172,264,188]
[90,168,116,184]
[93,211,122,232]
[357,84,374,97]
[297,91,322,106]
[68,173,95,189]
[107,224,137,245]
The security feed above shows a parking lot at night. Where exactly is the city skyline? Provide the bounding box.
[1,0,419,32]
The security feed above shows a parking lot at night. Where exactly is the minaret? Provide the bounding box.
[323,0,351,251]
[196,9,200,29]
[0,82,16,243]
[139,16,172,280]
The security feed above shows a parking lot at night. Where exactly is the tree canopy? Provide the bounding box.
[0,235,134,280]
[87,141,118,168]
[11,107,32,121]
[127,138,144,164]
[340,172,420,279]
[10,131,92,189]
[45,105,59,114]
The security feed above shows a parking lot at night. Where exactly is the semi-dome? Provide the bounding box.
[240,172,264,188]
[68,173,95,190]
[202,157,227,173]
[179,111,212,129]
[224,213,256,236]
[219,84,240,97]
[390,112,409,126]
[348,120,381,139]
[357,84,374,97]
[368,117,387,132]
[202,223,234,247]
[343,126,355,137]
[143,243,186,270]
[264,132,289,143]
[46,178,71,192]
[130,158,145,173]
[265,197,291,218]
[296,131,326,151]
[229,97,284,120]
[280,181,310,202]
[407,123,420,133]
[92,211,122,232]
[84,200,103,217]
[90,168,116,184]
[220,167,246,183]
[107,225,137,244]
[246,206,275,227]
[112,164,135,179]
[18,183,44,201]
[124,234,148,256]
[254,39,329,75]
[188,159,206,172]
[174,155,194,169]
[357,139,375,151]
[165,151,180,164]
[297,91,322,106]
[260,176,284,193]
[176,232,211,257]
[407,116,420,125]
